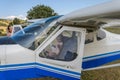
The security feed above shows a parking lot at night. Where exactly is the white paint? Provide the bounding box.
[6,45,35,65]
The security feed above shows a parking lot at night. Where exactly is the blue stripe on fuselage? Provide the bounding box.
[0,62,80,80]
[82,50,120,69]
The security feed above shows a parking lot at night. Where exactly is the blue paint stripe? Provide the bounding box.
[0,62,80,76]
[82,51,120,69]
[0,62,80,80]
[36,68,80,80]
[0,68,80,80]
[83,50,120,59]
[0,63,35,68]
[35,63,80,76]
[0,68,43,80]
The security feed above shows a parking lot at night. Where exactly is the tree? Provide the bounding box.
[13,18,21,25]
[27,5,58,19]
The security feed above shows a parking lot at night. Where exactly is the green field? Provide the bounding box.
[81,66,120,80]
[104,27,120,34]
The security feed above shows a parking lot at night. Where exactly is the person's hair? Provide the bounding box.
[7,24,12,33]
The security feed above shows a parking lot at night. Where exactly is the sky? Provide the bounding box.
[0,0,111,20]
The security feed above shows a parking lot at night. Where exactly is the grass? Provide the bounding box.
[81,66,120,80]
[0,26,7,36]
[104,27,120,34]
[81,60,120,80]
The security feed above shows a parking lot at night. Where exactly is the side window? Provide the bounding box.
[39,31,80,61]
[13,27,21,33]
[85,32,94,44]
[97,29,106,41]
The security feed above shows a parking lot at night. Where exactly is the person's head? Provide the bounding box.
[7,24,12,29]
[7,24,12,33]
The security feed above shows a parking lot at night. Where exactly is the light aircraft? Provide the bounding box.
[0,0,120,80]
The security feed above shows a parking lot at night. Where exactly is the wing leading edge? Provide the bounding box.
[58,0,120,30]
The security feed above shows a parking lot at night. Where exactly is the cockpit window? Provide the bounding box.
[85,32,94,44]
[11,16,62,49]
[13,27,21,33]
[39,31,79,61]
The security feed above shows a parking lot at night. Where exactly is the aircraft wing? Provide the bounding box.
[58,0,120,30]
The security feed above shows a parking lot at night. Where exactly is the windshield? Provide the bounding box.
[11,15,62,49]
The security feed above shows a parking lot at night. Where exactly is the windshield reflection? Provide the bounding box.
[11,16,62,48]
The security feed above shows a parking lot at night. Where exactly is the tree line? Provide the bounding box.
[0,4,57,26]
[27,4,57,19]
[0,4,57,36]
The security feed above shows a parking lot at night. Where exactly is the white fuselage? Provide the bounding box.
[84,29,120,58]
[0,45,34,65]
